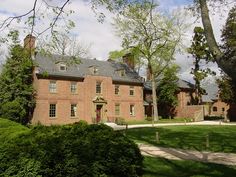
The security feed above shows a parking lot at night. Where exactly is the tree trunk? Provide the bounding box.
[151,73,159,121]
[199,0,236,83]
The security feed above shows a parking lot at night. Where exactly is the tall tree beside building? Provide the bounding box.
[113,1,184,121]
[157,65,180,118]
[217,5,236,104]
[216,74,236,104]
[0,31,35,124]
[188,26,214,104]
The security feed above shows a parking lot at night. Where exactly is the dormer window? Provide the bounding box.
[89,66,98,74]
[94,67,98,74]
[59,64,67,71]
[118,69,125,77]
[56,62,67,72]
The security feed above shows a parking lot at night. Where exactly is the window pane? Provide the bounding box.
[96,82,101,94]
[71,104,77,117]
[49,81,56,93]
[49,104,56,117]
[115,85,119,95]
[130,105,134,116]
[71,82,77,93]
[129,86,134,96]
[115,104,120,116]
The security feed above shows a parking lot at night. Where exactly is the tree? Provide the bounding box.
[157,65,180,118]
[216,73,236,104]
[0,31,35,124]
[188,26,215,104]
[113,1,183,121]
[215,5,236,105]
[197,0,236,84]
[38,32,91,61]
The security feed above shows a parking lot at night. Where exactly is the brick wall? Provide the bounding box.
[32,73,144,125]
[175,105,204,121]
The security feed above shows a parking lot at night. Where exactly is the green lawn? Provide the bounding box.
[126,125,236,153]
[143,156,236,177]
[0,118,30,143]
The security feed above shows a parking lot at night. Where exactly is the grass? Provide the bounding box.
[126,117,192,125]
[143,156,236,177]
[126,125,236,153]
[0,118,30,143]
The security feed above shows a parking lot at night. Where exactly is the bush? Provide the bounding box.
[115,117,126,125]
[0,122,143,177]
[204,116,224,121]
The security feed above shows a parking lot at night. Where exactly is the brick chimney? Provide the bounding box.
[24,34,36,53]
[122,53,135,69]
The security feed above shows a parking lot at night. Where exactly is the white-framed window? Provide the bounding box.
[119,69,125,77]
[96,81,102,94]
[94,67,98,74]
[115,85,120,95]
[130,104,135,116]
[49,104,56,118]
[129,86,134,96]
[59,64,67,71]
[115,103,120,116]
[49,81,57,93]
[89,66,98,74]
[71,82,77,94]
[71,104,77,117]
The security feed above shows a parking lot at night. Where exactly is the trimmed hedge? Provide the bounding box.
[0,121,143,177]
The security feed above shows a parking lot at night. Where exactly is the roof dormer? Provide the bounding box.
[118,69,125,77]
[89,66,98,75]
[56,62,67,72]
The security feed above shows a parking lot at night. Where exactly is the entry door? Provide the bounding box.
[96,105,103,123]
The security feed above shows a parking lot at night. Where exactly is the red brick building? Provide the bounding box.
[32,55,144,125]
[144,80,204,121]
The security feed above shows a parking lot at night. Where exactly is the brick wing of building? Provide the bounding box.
[32,51,144,125]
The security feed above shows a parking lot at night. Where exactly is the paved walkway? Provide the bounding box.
[139,143,236,166]
[105,121,236,130]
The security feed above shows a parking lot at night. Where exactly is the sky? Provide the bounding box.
[0,0,235,82]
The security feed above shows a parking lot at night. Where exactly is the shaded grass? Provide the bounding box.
[126,125,236,153]
[143,156,236,177]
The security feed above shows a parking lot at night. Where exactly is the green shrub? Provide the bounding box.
[0,122,143,177]
[115,117,126,125]
[204,116,224,120]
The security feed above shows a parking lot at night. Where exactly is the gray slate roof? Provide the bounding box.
[202,83,218,102]
[144,79,194,91]
[177,79,195,89]
[35,54,143,84]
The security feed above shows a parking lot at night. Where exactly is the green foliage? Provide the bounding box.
[115,117,126,125]
[188,26,214,104]
[113,1,184,120]
[221,5,236,56]
[157,65,180,118]
[218,6,236,104]
[109,49,127,60]
[0,121,143,177]
[0,31,35,125]
[216,73,236,104]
